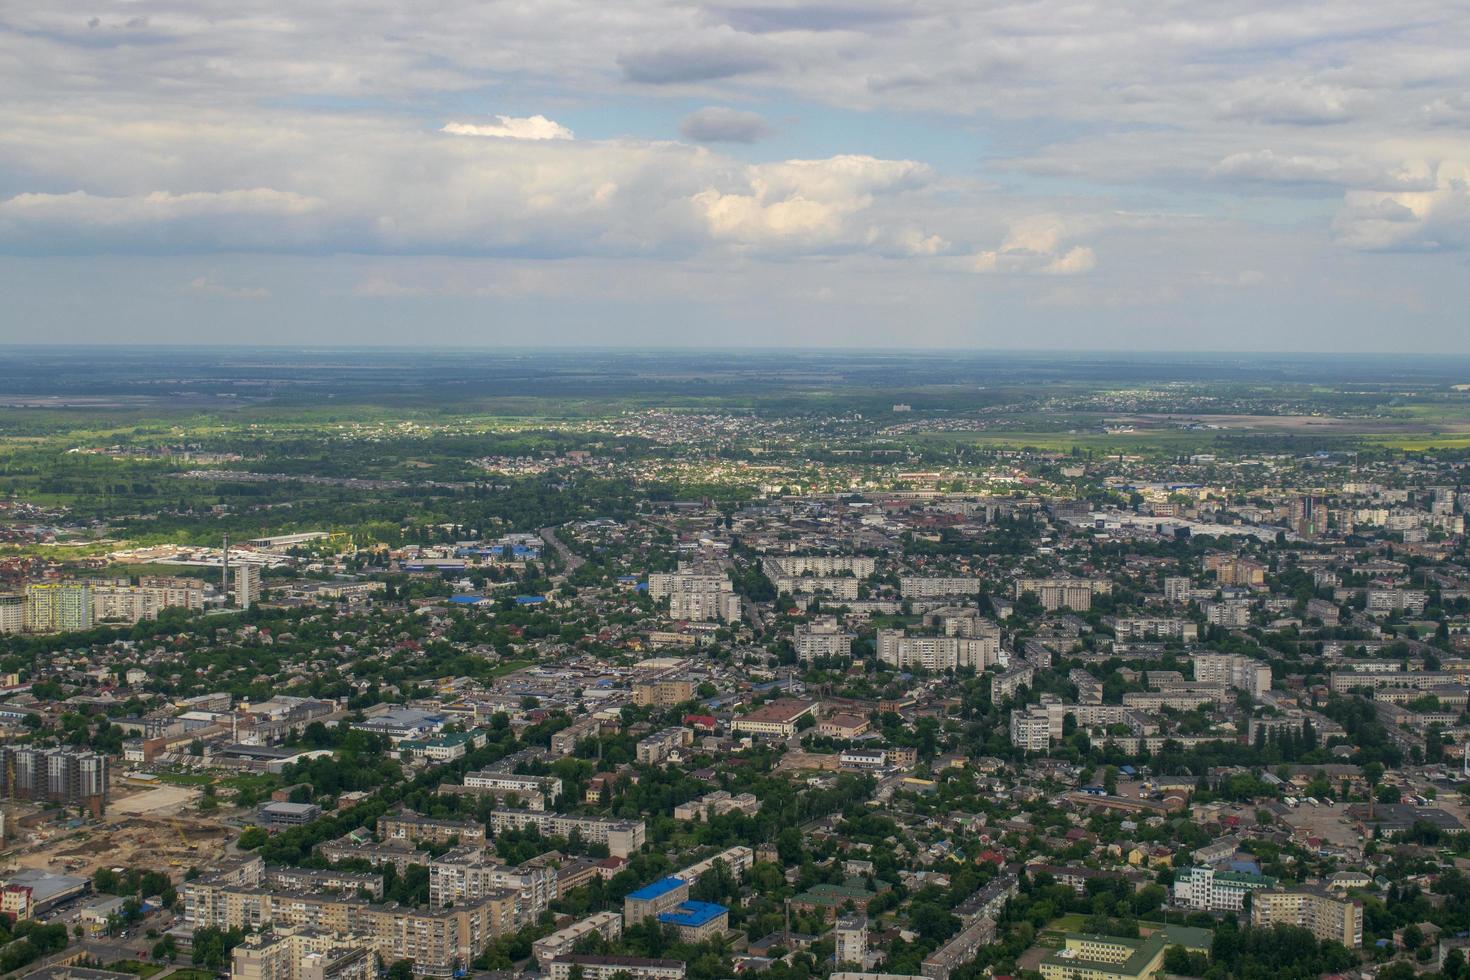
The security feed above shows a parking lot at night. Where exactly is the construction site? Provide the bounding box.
[2,782,238,881]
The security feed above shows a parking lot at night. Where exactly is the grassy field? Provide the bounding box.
[106,961,164,978]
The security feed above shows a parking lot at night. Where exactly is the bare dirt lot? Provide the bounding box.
[110,785,201,816]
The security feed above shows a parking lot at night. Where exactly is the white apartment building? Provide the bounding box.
[485,811,646,858]
[1191,653,1271,696]
[1014,577,1111,611]
[769,556,876,577]
[899,577,982,600]
[462,771,562,804]
[875,629,998,671]
[1203,600,1251,628]
[793,617,856,660]
[1009,705,1051,751]
[1173,866,1275,912]
[648,565,741,623]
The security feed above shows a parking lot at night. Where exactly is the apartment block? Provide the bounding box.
[1251,888,1363,948]
[990,663,1035,705]
[636,727,693,764]
[768,556,876,577]
[899,577,982,600]
[875,629,998,671]
[485,811,646,858]
[1014,577,1111,612]
[1191,653,1272,696]
[0,745,109,815]
[230,927,376,980]
[793,617,857,661]
[632,679,694,708]
[1009,705,1051,751]
[428,846,553,921]
[377,809,486,847]
[462,770,563,804]
[548,956,685,980]
[532,911,623,969]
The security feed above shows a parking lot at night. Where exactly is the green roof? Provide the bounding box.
[1154,924,1212,952]
[1042,933,1163,978]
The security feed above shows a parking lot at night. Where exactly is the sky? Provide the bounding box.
[2,1,1469,351]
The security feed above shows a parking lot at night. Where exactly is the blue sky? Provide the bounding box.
[1,1,1468,351]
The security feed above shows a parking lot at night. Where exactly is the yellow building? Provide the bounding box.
[1040,927,1210,980]
[1251,888,1362,948]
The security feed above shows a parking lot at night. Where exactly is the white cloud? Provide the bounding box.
[971,215,1096,276]
[693,155,933,249]
[184,276,270,299]
[1043,246,1096,275]
[442,115,573,140]
[1334,161,1470,251]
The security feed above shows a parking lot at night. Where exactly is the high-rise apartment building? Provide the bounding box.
[24,582,94,632]
[0,746,109,815]
[235,563,263,609]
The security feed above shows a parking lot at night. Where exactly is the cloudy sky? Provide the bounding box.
[2,1,1469,350]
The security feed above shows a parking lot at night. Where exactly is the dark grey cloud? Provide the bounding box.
[617,43,772,84]
[679,106,772,143]
[717,4,915,34]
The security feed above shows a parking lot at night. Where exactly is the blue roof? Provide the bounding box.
[657,901,727,928]
[627,876,687,902]
[515,595,546,605]
[449,595,486,605]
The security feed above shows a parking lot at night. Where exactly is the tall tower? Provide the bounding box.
[221,534,231,602]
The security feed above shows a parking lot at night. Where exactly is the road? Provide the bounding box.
[538,525,585,578]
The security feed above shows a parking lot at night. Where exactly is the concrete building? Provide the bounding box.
[1039,928,1210,980]
[235,563,263,609]
[623,876,689,926]
[548,956,685,980]
[793,617,857,661]
[0,746,109,815]
[731,699,817,738]
[1173,866,1276,912]
[656,900,728,942]
[990,663,1035,705]
[533,911,624,968]
[0,593,23,634]
[428,846,552,921]
[1251,888,1362,948]
[486,811,645,858]
[875,630,998,671]
[647,565,740,623]
[462,770,562,804]
[633,680,694,708]
[259,802,323,828]
[24,582,93,632]
[1014,577,1111,611]
[835,915,868,967]
[1191,653,1272,696]
[1009,705,1052,751]
[899,577,981,600]
[377,809,486,846]
[230,927,376,980]
[636,727,693,764]
[768,556,876,577]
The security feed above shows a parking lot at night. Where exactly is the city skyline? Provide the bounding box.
[2,2,1469,350]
